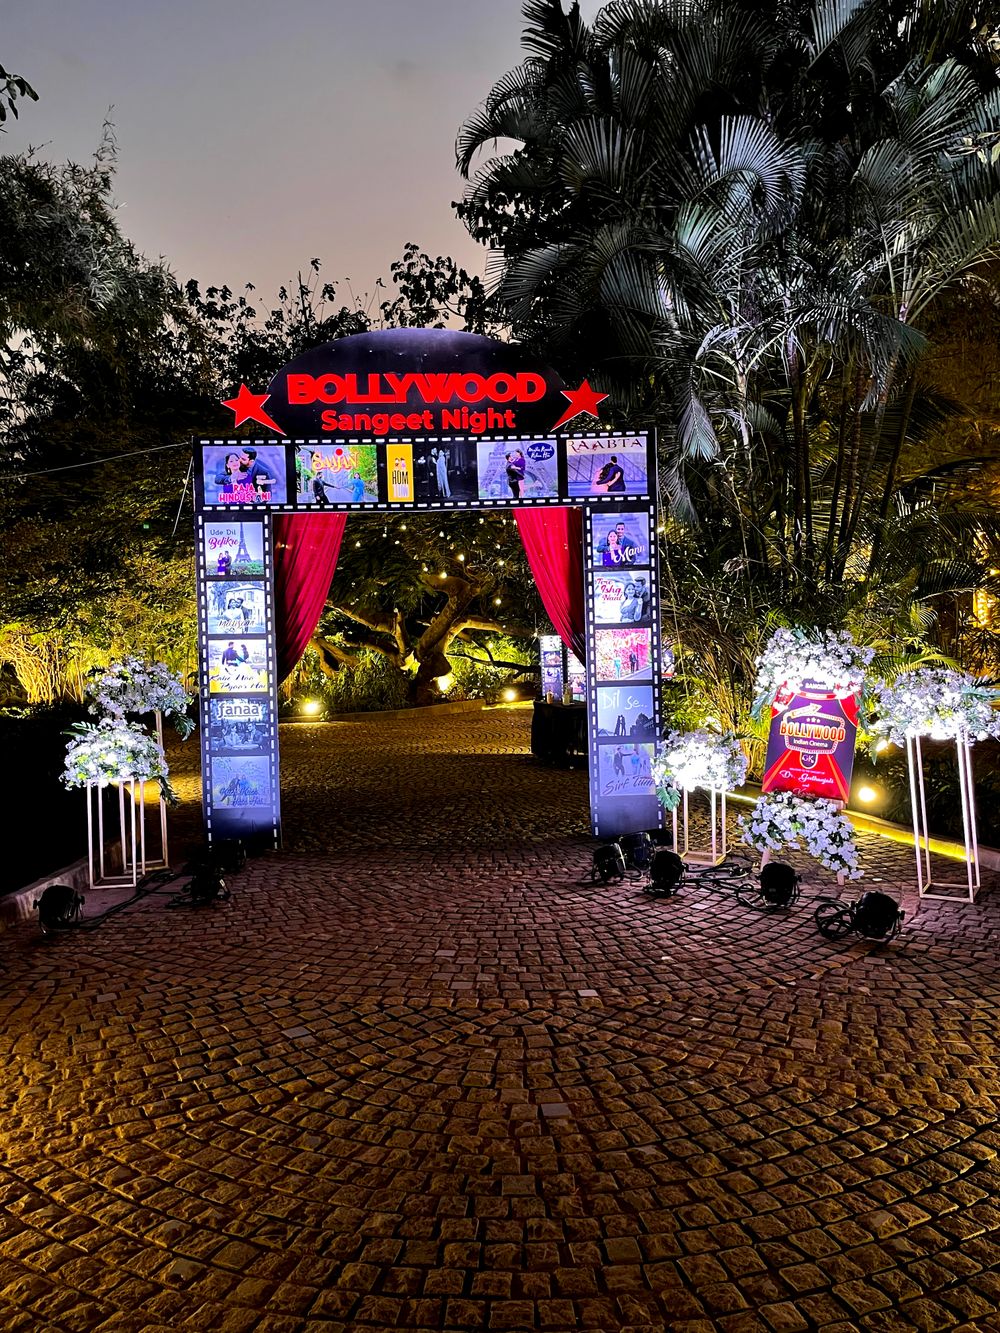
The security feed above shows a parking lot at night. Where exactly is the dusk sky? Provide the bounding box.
[3,1,598,307]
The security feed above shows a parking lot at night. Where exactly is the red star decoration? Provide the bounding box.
[221,384,286,435]
[551,379,609,430]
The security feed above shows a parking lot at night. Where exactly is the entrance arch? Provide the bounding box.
[195,330,666,848]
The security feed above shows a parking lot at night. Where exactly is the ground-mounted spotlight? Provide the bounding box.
[592,843,627,883]
[853,891,904,940]
[619,831,654,872]
[758,861,800,909]
[184,865,231,906]
[644,848,685,897]
[34,884,85,934]
[213,839,247,874]
[815,890,904,942]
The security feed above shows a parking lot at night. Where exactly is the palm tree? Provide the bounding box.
[457,0,1000,704]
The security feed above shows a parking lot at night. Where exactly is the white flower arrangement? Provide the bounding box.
[652,730,748,811]
[754,627,873,713]
[87,656,195,738]
[62,719,176,804]
[870,667,1000,746]
[740,791,863,879]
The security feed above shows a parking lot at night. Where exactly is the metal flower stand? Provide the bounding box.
[142,711,170,872]
[85,713,170,889]
[672,786,727,866]
[86,778,169,890]
[906,730,980,902]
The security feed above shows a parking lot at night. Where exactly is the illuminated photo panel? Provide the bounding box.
[414,440,478,502]
[595,685,655,738]
[295,444,378,505]
[205,581,266,635]
[596,741,655,794]
[207,638,269,693]
[567,436,648,497]
[591,510,651,567]
[207,697,273,754]
[477,438,558,500]
[211,755,273,809]
[594,627,653,681]
[203,520,266,576]
[203,445,287,505]
[593,573,652,627]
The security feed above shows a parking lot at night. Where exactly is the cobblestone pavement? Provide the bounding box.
[2,706,1000,1333]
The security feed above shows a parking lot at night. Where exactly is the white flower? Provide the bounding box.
[871,668,1000,746]
[739,791,863,880]
[63,718,173,799]
[754,627,873,710]
[652,730,748,811]
[87,657,195,738]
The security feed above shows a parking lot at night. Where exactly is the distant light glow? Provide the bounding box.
[302,699,322,716]
[857,784,879,804]
[503,688,517,702]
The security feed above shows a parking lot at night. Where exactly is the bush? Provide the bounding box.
[0,702,89,892]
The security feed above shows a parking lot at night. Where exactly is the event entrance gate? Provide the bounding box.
[193,329,666,849]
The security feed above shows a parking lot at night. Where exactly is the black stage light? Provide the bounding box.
[853,891,904,940]
[758,861,800,909]
[185,866,231,905]
[214,839,247,874]
[620,831,654,872]
[592,843,627,883]
[645,848,685,897]
[34,884,84,934]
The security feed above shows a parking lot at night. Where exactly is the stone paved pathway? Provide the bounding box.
[2,706,1000,1332]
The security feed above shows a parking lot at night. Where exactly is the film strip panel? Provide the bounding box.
[196,511,281,849]
[584,495,666,839]
[194,433,651,513]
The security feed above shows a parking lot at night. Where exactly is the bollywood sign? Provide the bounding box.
[761,685,859,802]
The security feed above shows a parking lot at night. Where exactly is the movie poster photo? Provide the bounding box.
[202,445,287,505]
[211,755,272,809]
[567,436,648,498]
[539,633,564,698]
[295,444,378,505]
[591,510,651,567]
[593,572,652,627]
[208,697,272,754]
[595,685,655,738]
[205,581,266,636]
[386,443,414,504]
[207,638,269,693]
[594,627,653,682]
[414,440,478,503]
[597,741,655,795]
[477,438,558,501]
[567,651,586,701]
[204,520,265,577]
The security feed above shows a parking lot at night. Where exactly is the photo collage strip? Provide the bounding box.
[199,434,650,511]
[198,516,280,845]
[585,505,662,838]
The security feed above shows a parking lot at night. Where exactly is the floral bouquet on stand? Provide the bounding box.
[753,627,874,716]
[869,667,1000,747]
[740,791,862,880]
[87,656,195,738]
[652,730,748,813]
[62,718,176,805]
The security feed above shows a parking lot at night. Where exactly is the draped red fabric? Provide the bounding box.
[515,507,586,663]
[274,513,347,682]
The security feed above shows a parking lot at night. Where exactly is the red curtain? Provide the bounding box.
[274,513,347,682]
[515,507,586,663]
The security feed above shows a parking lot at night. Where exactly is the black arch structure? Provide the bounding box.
[193,330,666,849]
